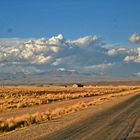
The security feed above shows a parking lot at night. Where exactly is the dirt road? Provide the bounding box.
[40,93,140,140]
[1,93,140,140]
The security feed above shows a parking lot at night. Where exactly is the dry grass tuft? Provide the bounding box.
[0,85,140,133]
[0,85,140,112]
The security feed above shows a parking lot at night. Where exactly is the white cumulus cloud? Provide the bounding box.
[0,34,140,78]
[124,48,140,63]
[129,33,140,43]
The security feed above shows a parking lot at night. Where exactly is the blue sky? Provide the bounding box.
[0,0,140,44]
[0,0,140,80]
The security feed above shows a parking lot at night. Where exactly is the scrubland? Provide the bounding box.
[0,85,140,134]
[0,85,138,111]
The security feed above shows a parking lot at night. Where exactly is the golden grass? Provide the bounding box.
[0,85,139,112]
[0,87,140,133]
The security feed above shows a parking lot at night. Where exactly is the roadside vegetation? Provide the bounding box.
[0,85,140,133]
[0,86,139,112]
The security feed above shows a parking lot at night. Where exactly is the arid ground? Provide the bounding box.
[0,85,140,140]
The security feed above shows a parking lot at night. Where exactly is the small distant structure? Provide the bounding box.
[64,85,68,88]
[72,83,84,88]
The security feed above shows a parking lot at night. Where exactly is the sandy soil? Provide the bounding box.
[0,92,140,140]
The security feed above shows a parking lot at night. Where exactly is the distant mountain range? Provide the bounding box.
[0,70,139,85]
